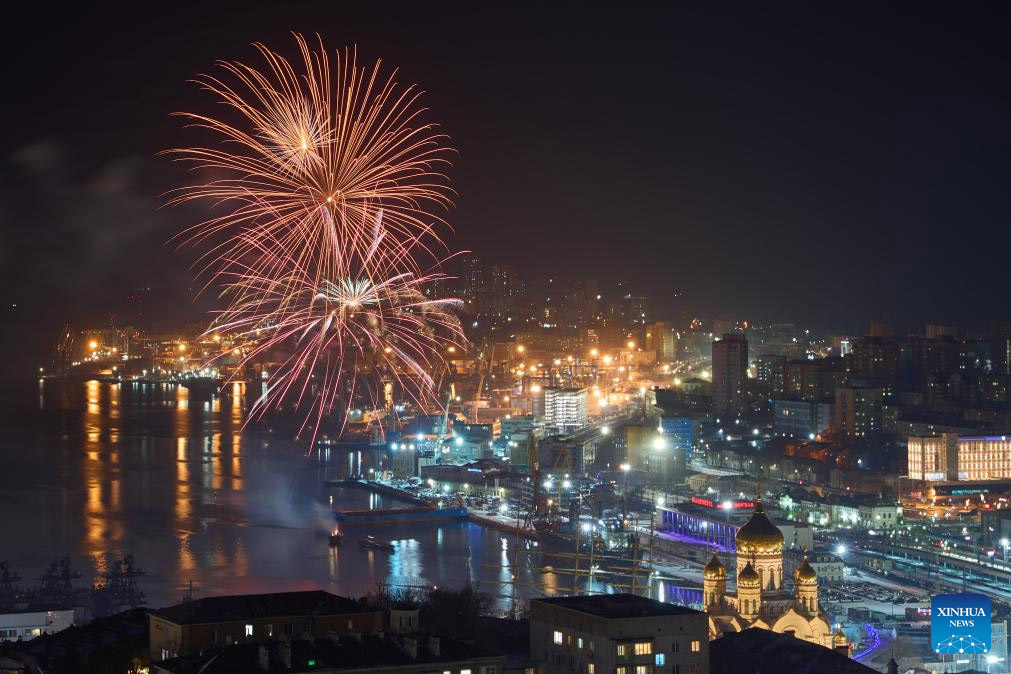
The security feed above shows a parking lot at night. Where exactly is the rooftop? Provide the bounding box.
[152,591,376,626]
[155,634,501,674]
[532,594,702,619]
[709,629,876,674]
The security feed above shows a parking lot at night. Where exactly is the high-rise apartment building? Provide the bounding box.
[993,320,1011,376]
[834,385,884,436]
[712,333,748,416]
[462,256,485,298]
[646,322,676,361]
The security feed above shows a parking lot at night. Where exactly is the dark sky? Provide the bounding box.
[3,2,1011,372]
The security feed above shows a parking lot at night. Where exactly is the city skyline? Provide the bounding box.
[4,7,1011,673]
[5,4,1011,376]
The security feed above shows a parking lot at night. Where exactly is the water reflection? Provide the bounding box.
[4,380,571,610]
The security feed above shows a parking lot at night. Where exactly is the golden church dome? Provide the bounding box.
[735,499,784,554]
[794,554,818,583]
[704,552,726,579]
[833,629,848,647]
[738,561,760,587]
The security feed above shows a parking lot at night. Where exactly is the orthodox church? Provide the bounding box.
[703,495,847,653]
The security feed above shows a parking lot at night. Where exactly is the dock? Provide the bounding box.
[334,506,468,525]
[468,511,537,539]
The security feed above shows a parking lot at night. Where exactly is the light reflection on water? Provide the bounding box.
[4,380,556,610]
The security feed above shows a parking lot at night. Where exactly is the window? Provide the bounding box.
[635,666,650,674]
[588,664,595,674]
[578,637,583,649]
[244,624,253,637]
[554,630,564,645]
[266,624,273,637]
[285,623,293,635]
[480,668,496,674]
[617,668,628,674]
[634,642,652,655]
[655,654,665,666]
[566,634,574,646]
[672,641,679,653]
[617,644,631,657]
[461,670,472,674]
[588,640,594,654]
[690,640,700,653]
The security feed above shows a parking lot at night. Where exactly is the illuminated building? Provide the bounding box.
[148,591,383,661]
[848,336,899,388]
[833,384,883,436]
[712,333,748,415]
[953,435,1011,480]
[645,321,676,361]
[543,386,588,433]
[704,499,834,650]
[908,434,1011,481]
[462,255,485,298]
[754,354,786,394]
[906,433,958,481]
[529,595,709,674]
[993,320,1011,376]
[773,398,832,437]
[660,415,701,466]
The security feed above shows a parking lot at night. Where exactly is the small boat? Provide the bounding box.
[359,535,395,552]
[328,527,343,547]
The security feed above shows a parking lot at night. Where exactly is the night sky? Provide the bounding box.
[3,3,1011,373]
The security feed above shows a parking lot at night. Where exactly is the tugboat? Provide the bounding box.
[328,527,343,547]
[358,535,395,552]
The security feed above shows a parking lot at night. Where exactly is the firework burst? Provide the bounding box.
[169,35,465,443]
[166,33,455,286]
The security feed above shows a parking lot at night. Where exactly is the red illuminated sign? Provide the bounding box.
[690,497,755,510]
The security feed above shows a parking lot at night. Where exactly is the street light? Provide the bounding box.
[621,463,631,521]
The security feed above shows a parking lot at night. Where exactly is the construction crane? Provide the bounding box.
[471,342,496,421]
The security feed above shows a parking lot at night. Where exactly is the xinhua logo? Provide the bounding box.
[931,593,991,655]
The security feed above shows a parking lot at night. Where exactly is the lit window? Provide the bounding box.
[588,665,595,674]
[578,637,583,649]
[617,668,628,674]
[245,624,253,637]
[461,670,472,674]
[655,654,665,666]
[635,642,652,655]
[635,666,649,674]
[691,640,701,653]
[554,631,563,645]
[617,644,631,657]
